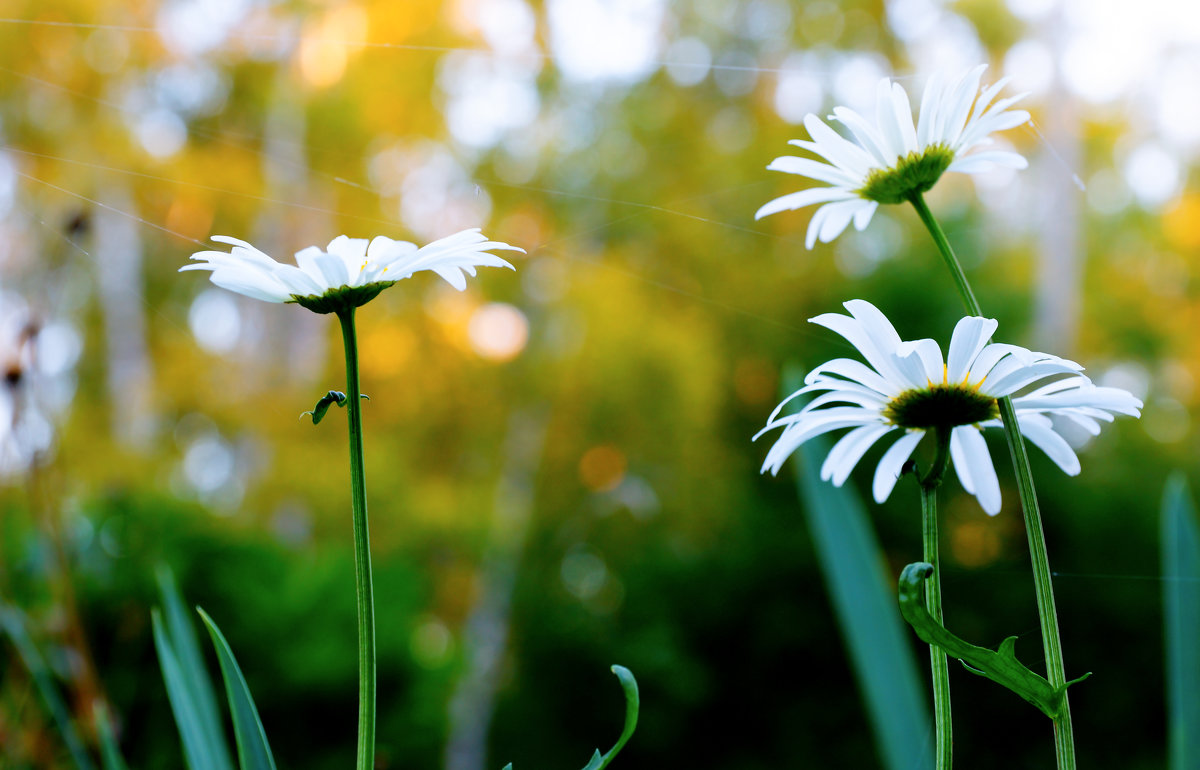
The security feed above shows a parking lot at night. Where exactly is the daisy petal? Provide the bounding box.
[822,423,894,486]
[872,431,924,503]
[755,187,857,220]
[766,156,863,187]
[182,229,519,310]
[947,316,998,384]
[1018,413,1082,476]
[755,298,1140,511]
[951,426,1002,515]
[759,64,1029,244]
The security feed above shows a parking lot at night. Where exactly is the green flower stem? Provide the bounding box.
[908,191,1076,770]
[907,193,982,316]
[335,306,377,770]
[919,427,954,770]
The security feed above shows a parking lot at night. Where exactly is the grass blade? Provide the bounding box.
[0,604,96,770]
[157,567,235,770]
[787,394,933,769]
[93,702,130,770]
[154,609,222,770]
[197,608,277,770]
[1163,473,1200,770]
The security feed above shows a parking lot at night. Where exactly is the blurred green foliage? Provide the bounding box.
[0,0,1193,768]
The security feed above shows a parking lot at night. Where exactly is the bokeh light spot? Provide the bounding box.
[547,0,664,84]
[359,323,417,379]
[773,54,824,124]
[579,444,627,492]
[734,358,777,406]
[1163,195,1200,250]
[665,37,711,87]
[136,108,187,158]
[1143,397,1190,444]
[299,5,367,88]
[411,618,454,668]
[561,546,608,599]
[189,289,241,355]
[950,519,1002,567]
[1123,143,1181,210]
[468,303,529,362]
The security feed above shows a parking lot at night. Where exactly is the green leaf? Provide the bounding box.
[197,608,277,770]
[596,665,638,768]
[301,390,346,424]
[501,666,638,770]
[156,567,235,770]
[93,702,130,770]
[0,604,96,770]
[898,562,1087,719]
[154,610,221,770]
[585,665,638,770]
[784,369,932,770]
[301,390,369,424]
[1163,473,1200,770]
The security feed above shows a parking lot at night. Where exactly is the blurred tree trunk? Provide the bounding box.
[95,186,154,448]
[255,59,327,384]
[1034,14,1082,355]
[445,409,547,770]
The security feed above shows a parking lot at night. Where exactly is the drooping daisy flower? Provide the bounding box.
[756,300,1141,515]
[182,228,523,313]
[756,65,1030,248]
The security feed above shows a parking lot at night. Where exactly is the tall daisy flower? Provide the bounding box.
[756,300,1141,515]
[180,226,522,770]
[756,65,1030,248]
[181,228,522,313]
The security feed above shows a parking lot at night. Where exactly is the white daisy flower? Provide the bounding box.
[181,228,523,313]
[756,300,1141,515]
[756,65,1031,248]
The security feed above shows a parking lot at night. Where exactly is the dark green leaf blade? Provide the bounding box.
[157,567,235,770]
[788,421,933,769]
[1163,473,1200,770]
[153,609,218,770]
[197,608,277,770]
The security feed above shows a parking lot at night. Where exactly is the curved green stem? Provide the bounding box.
[907,193,983,316]
[336,307,377,770]
[908,191,1076,769]
[918,427,954,769]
